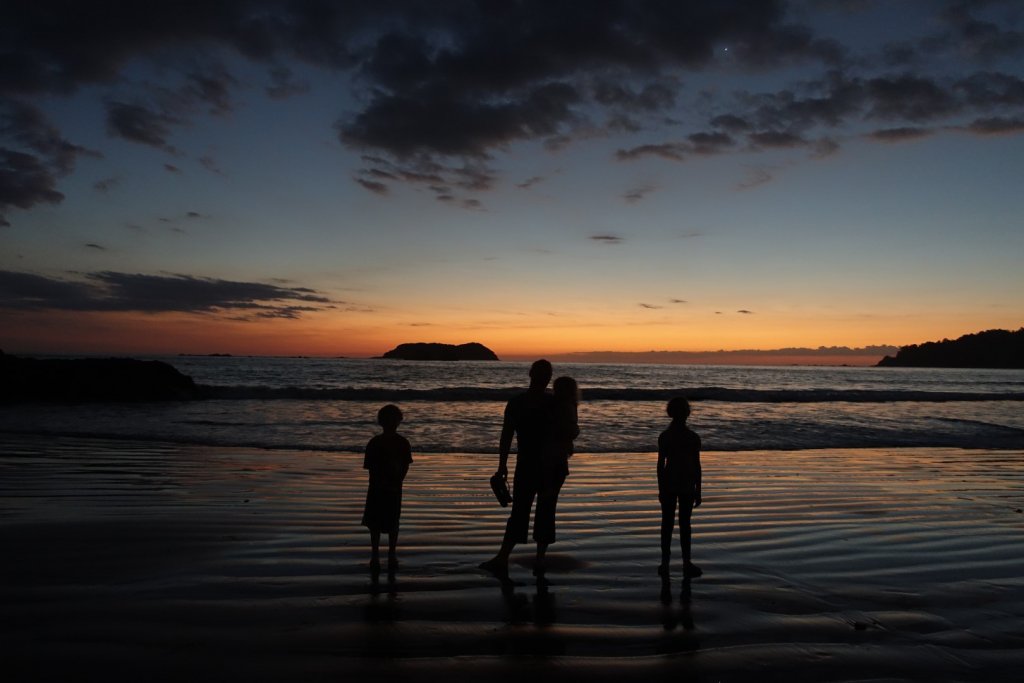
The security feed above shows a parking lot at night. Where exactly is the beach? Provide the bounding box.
[3,434,1023,681]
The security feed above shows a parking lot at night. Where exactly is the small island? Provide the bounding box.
[381,342,499,361]
[877,328,1024,369]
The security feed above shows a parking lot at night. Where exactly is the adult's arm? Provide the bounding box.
[694,433,703,506]
[656,432,667,494]
[497,403,515,476]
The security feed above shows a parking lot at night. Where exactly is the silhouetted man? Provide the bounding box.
[481,359,554,576]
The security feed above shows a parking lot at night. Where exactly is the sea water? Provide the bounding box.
[1,358,1022,452]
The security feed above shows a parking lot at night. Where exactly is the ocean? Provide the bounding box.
[2,357,1023,453]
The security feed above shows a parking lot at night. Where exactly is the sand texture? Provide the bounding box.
[2,434,1024,681]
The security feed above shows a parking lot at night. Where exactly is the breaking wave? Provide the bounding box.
[198,385,1024,403]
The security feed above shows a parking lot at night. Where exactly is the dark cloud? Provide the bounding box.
[748,131,806,148]
[198,155,224,175]
[810,137,840,158]
[1,97,95,223]
[0,269,337,320]
[710,114,752,132]
[163,163,182,174]
[84,243,105,250]
[0,149,64,225]
[867,126,933,142]
[516,175,544,189]
[616,131,736,162]
[185,68,235,116]
[629,65,1024,169]
[106,101,179,150]
[340,81,582,158]
[865,75,959,121]
[955,71,1024,108]
[592,80,678,111]
[329,0,855,189]
[737,166,774,190]
[266,66,310,100]
[638,302,662,309]
[737,309,755,314]
[881,42,918,67]
[354,154,495,205]
[670,299,688,304]
[2,1,1024,206]
[93,176,118,193]
[623,185,655,203]
[356,178,389,195]
[688,131,737,154]
[940,2,1024,61]
[186,211,204,219]
[616,143,687,162]
[590,234,624,244]
[964,115,1024,135]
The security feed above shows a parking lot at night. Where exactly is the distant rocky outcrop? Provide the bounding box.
[0,352,199,402]
[381,342,499,361]
[877,328,1024,368]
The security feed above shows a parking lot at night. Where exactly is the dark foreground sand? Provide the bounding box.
[2,434,1023,682]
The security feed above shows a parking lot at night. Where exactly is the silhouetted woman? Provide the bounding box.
[657,397,702,578]
[533,376,580,576]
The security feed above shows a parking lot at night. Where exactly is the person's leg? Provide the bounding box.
[679,495,701,577]
[370,530,381,570]
[483,464,538,571]
[533,464,566,575]
[678,498,693,562]
[659,494,677,575]
[387,530,399,567]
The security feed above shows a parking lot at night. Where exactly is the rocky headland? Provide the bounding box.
[380,342,499,361]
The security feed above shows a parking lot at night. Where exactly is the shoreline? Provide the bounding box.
[4,428,1024,455]
[3,434,1023,681]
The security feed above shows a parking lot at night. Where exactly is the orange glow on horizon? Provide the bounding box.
[3,307,1020,363]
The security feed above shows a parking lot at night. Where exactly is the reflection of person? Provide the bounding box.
[481,359,554,576]
[657,397,703,578]
[362,404,412,572]
[534,376,579,575]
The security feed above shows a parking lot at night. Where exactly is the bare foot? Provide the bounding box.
[479,557,509,576]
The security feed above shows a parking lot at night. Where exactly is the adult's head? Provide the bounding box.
[528,359,553,390]
[666,396,691,421]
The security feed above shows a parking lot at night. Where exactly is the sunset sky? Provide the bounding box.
[2,0,1022,360]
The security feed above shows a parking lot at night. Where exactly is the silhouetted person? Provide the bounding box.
[481,359,555,576]
[657,397,702,578]
[362,404,412,572]
[533,375,580,576]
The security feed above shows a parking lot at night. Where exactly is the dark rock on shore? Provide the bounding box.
[0,352,199,402]
[877,328,1024,368]
[381,342,499,361]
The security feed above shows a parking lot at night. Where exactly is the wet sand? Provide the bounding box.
[2,434,1023,681]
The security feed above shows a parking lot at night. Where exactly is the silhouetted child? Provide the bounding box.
[362,404,412,571]
[657,397,702,578]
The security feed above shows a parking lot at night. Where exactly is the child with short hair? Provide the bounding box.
[361,404,412,571]
[657,397,703,578]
